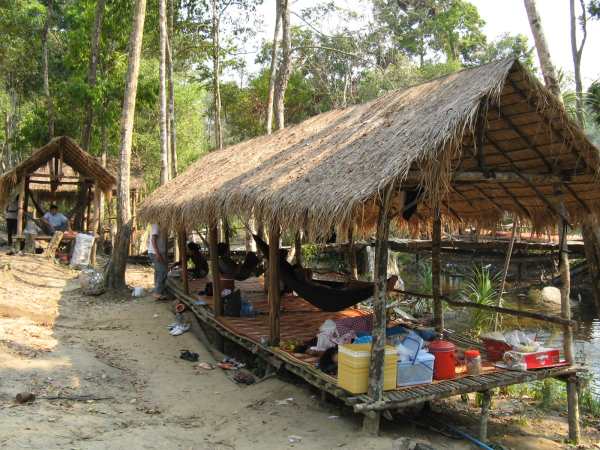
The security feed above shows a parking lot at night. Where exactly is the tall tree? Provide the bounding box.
[167,0,177,177]
[523,0,561,97]
[159,0,170,184]
[266,2,281,134]
[106,0,147,289]
[570,0,588,126]
[273,0,291,130]
[211,0,223,149]
[81,0,107,151]
[42,0,54,139]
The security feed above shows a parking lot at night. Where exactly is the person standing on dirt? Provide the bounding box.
[148,223,168,300]
[5,194,18,246]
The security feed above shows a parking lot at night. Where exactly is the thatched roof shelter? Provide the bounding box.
[139,59,600,235]
[0,136,116,208]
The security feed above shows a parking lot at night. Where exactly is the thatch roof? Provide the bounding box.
[139,59,600,236]
[0,136,116,207]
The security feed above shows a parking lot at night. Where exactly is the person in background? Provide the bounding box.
[42,204,70,233]
[5,194,18,246]
[148,223,168,300]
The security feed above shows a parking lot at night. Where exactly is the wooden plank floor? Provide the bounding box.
[168,275,581,410]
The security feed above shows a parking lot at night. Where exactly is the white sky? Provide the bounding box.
[248,0,600,89]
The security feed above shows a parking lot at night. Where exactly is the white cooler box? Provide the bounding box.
[396,351,435,387]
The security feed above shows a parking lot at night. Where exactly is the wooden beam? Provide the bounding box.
[268,221,281,346]
[432,206,443,333]
[485,134,573,228]
[508,78,592,173]
[496,108,554,172]
[472,185,504,213]
[498,182,532,220]
[208,222,222,317]
[405,170,561,185]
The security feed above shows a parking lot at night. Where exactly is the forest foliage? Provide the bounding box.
[0,0,599,188]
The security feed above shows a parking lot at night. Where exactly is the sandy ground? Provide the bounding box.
[0,251,595,449]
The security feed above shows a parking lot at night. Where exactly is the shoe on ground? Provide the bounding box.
[171,323,190,336]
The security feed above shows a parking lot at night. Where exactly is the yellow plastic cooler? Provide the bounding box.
[337,344,398,394]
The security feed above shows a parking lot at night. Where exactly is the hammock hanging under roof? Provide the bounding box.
[252,234,376,312]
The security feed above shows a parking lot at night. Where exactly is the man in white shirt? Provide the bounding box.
[148,223,168,299]
[4,195,18,246]
[42,205,70,233]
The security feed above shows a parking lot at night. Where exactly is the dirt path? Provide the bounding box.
[0,252,587,449]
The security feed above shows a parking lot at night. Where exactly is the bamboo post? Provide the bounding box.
[557,190,580,443]
[178,229,189,295]
[432,206,443,334]
[268,221,281,346]
[90,187,102,265]
[208,222,222,317]
[294,230,302,265]
[495,218,517,330]
[16,178,26,244]
[479,390,492,441]
[348,224,358,280]
[363,185,402,435]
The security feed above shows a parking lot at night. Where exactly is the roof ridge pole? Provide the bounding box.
[556,183,580,444]
[363,183,403,435]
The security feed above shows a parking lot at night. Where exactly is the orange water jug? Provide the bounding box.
[429,339,456,380]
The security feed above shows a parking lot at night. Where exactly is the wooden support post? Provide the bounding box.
[85,185,93,232]
[479,390,492,442]
[294,231,302,266]
[557,189,580,443]
[363,185,402,435]
[567,375,581,444]
[16,178,26,243]
[90,187,102,265]
[208,222,222,317]
[268,221,281,346]
[348,224,358,280]
[179,229,189,295]
[495,219,517,330]
[432,206,443,334]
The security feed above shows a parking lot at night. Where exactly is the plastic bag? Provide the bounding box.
[70,233,95,268]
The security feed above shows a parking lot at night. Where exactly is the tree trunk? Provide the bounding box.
[167,0,177,178]
[212,0,223,150]
[570,0,587,126]
[159,0,169,185]
[42,0,54,139]
[273,0,291,130]
[81,0,106,151]
[106,0,147,289]
[266,1,281,134]
[167,38,177,177]
[523,0,561,98]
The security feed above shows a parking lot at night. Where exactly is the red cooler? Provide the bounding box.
[429,340,456,380]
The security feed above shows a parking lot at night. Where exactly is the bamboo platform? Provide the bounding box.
[166,275,582,414]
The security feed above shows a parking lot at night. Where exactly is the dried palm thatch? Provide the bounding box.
[139,59,600,237]
[0,136,116,208]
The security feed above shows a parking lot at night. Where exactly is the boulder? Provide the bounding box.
[528,286,562,306]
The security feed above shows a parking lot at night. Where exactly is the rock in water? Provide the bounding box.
[541,286,562,305]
